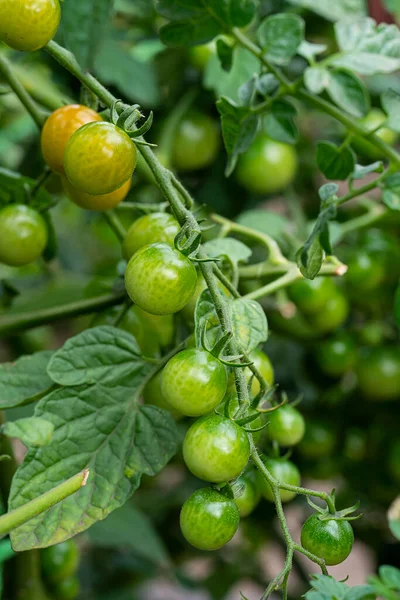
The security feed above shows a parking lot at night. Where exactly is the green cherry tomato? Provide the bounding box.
[306,290,349,335]
[315,332,358,378]
[352,108,398,160]
[122,212,180,261]
[301,514,354,565]
[143,370,182,419]
[64,122,137,195]
[298,420,336,459]
[183,414,250,483]
[180,274,207,323]
[236,135,298,195]
[356,347,400,401]
[267,405,305,447]
[228,349,274,397]
[54,576,80,600]
[162,348,227,417]
[0,0,60,52]
[234,470,261,517]
[180,487,239,550]
[189,42,217,70]
[346,250,385,292]
[172,112,220,172]
[125,243,197,315]
[257,457,300,503]
[0,204,48,267]
[288,277,336,315]
[41,540,79,585]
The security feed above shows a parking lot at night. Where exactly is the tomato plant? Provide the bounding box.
[122,212,180,260]
[301,514,354,566]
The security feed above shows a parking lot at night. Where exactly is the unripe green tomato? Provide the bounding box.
[143,370,182,419]
[352,108,398,160]
[228,349,274,397]
[180,487,239,550]
[298,420,336,459]
[54,575,80,600]
[64,122,136,195]
[122,212,180,260]
[0,204,48,267]
[301,514,354,565]
[0,0,61,52]
[306,290,349,335]
[315,332,358,378]
[180,274,207,323]
[134,305,175,349]
[346,250,385,292]
[388,439,400,483]
[125,243,197,315]
[356,347,400,401]
[183,414,250,483]
[189,41,217,70]
[288,277,336,315]
[234,470,261,517]
[172,112,220,172]
[162,348,227,417]
[257,457,300,503]
[267,405,305,447]
[41,540,79,585]
[236,135,298,195]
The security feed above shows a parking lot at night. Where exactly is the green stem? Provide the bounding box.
[116,201,169,212]
[0,54,46,128]
[337,170,390,206]
[243,268,300,300]
[339,204,387,235]
[0,291,126,335]
[0,470,88,537]
[103,209,127,242]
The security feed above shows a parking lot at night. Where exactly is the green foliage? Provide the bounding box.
[264,100,299,144]
[288,0,366,21]
[316,142,355,181]
[257,14,305,65]
[381,89,400,133]
[203,237,252,264]
[326,69,370,118]
[1,417,54,447]
[0,168,54,212]
[0,351,53,409]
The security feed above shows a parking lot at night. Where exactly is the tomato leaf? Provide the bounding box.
[327,68,370,118]
[0,351,53,409]
[230,298,268,352]
[304,66,329,94]
[1,417,54,447]
[203,238,252,264]
[62,0,113,71]
[47,326,144,387]
[257,14,305,65]
[382,173,400,211]
[236,209,289,240]
[304,574,349,598]
[9,383,177,550]
[216,38,234,72]
[205,47,260,102]
[297,203,337,279]
[264,100,298,144]
[381,88,400,133]
[0,168,54,212]
[316,141,355,180]
[298,41,327,63]
[352,162,383,179]
[287,0,366,21]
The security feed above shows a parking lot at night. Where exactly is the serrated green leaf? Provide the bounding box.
[257,13,305,65]
[47,326,143,387]
[203,238,252,264]
[89,502,170,566]
[230,298,268,352]
[381,88,400,133]
[316,141,355,180]
[304,66,329,94]
[0,351,53,409]
[9,382,177,550]
[343,585,376,600]
[1,417,54,447]
[298,40,327,62]
[216,96,259,176]
[305,574,349,599]
[205,46,260,102]
[236,209,289,239]
[62,0,113,71]
[0,168,54,212]
[297,204,337,279]
[264,100,298,144]
[327,68,370,117]
[288,0,366,21]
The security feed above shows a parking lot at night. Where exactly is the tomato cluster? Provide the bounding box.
[41,540,80,599]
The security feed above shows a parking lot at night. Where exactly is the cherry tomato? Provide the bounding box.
[236,135,298,194]
[183,414,250,483]
[228,348,274,397]
[301,513,354,565]
[180,487,239,550]
[356,347,400,401]
[352,108,398,160]
[172,112,220,172]
[298,420,336,459]
[0,0,60,51]
[223,394,264,443]
[257,457,300,503]
[41,105,102,174]
[181,274,207,323]
[189,42,217,70]
[267,404,305,447]
[234,470,261,517]
[162,348,227,416]
[54,576,80,600]
[346,250,385,292]
[0,204,48,267]
[63,176,131,211]
[41,540,79,585]
[288,277,336,315]
[143,370,182,419]
[315,332,358,378]
[122,212,180,260]
[64,122,136,195]
[306,289,349,335]
[125,243,197,315]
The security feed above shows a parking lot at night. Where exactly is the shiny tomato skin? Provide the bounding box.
[122,212,180,260]
[41,105,102,174]
[306,290,349,335]
[315,332,358,378]
[143,370,182,419]
[0,0,60,51]
[234,470,261,517]
[288,277,336,315]
[267,404,305,447]
[356,347,400,401]
[301,513,354,565]
[257,457,300,503]
[64,122,136,195]
[172,112,220,172]
[63,176,131,211]
[0,204,48,267]
[352,108,398,160]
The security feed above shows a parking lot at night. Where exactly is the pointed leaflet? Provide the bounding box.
[9,381,178,550]
[327,69,370,118]
[0,351,53,409]
[1,418,54,447]
[257,14,305,65]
